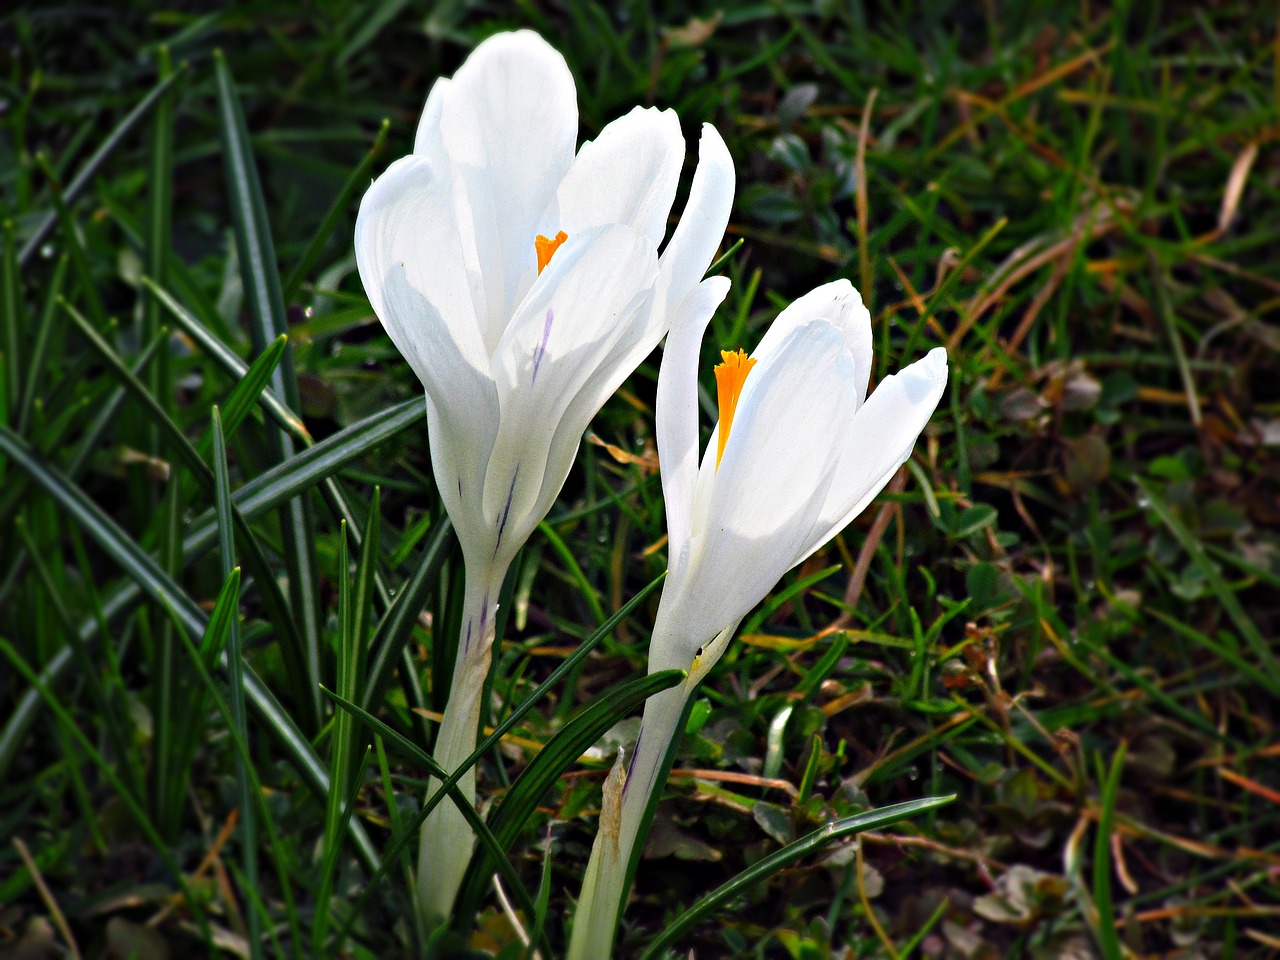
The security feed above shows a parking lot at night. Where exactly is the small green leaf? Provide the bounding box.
[948,504,998,538]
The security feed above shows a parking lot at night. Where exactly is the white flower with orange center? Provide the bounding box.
[354,30,735,923]
[569,279,949,959]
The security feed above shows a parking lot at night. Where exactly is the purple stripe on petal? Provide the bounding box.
[492,467,519,559]
[531,308,554,385]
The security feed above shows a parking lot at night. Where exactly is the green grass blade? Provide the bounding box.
[60,298,313,707]
[315,496,379,950]
[362,516,452,710]
[11,518,140,797]
[319,686,551,958]
[0,325,157,554]
[538,520,606,626]
[62,330,165,479]
[762,704,794,782]
[282,119,389,302]
[214,49,322,721]
[212,51,291,368]
[524,832,555,960]
[0,394,423,746]
[455,669,685,923]
[350,488,380,704]
[183,399,423,555]
[195,335,288,461]
[0,639,213,946]
[0,425,380,870]
[143,46,175,436]
[637,795,957,960]
[705,237,744,277]
[2,219,21,416]
[15,254,68,436]
[169,580,305,959]
[34,154,108,328]
[1135,477,1280,688]
[315,521,353,951]
[316,744,372,953]
[143,278,310,443]
[1090,745,1126,960]
[163,570,240,829]
[212,406,260,959]
[18,66,186,268]
[60,299,204,484]
[328,573,666,952]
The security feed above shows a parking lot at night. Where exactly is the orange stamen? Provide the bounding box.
[535,231,569,274]
[714,348,757,469]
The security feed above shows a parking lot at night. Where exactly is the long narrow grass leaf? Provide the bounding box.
[637,796,957,960]
[214,50,322,722]
[0,425,379,869]
[212,407,260,959]
[319,686,551,958]
[143,278,310,442]
[0,399,423,777]
[2,219,22,415]
[16,254,68,435]
[283,119,389,301]
[0,640,213,944]
[18,67,186,267]
[362,517,451,710]
[455,669,685,921]
[1090,745,1126,960]
[329,573,664,952]
[195,336,288,461]
[170,587,305,958]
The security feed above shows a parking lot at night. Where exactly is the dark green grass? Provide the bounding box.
[2,2,1279,957]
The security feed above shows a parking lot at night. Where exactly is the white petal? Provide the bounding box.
[550,107,685,251]
[802,346,949,560]
[682,321,857,634]
[411,76,450,165]
[654,276,731,579]
[652,124,735,316]
[751,279,874,407]
[354,155,487,381]
[377,268,499,555]
[480,224,658,559]
[528,277,728,548]
[431,31,578,347]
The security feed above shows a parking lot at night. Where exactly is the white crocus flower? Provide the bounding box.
[354,30,734,923]
[569,280,948,959]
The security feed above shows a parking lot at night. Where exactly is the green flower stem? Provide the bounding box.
[569,680,689,960]
[570,616,738,959]
[418,562,508,927]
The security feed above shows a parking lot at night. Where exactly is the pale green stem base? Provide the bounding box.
[568,682,689,960]
[418,564,507,928]
[568,618,738,960]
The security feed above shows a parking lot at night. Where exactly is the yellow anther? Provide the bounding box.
[535,230,568,274]
[714,348,756,469]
